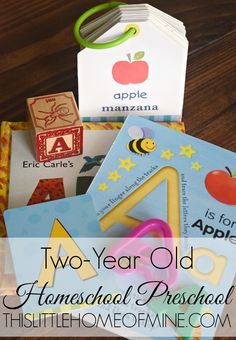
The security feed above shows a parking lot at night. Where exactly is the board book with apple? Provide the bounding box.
[88,115,236,241]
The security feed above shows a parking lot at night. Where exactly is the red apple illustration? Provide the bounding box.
[112,51,149,85]
[205,167,236,205]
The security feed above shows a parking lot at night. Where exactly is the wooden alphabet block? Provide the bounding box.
[27,92,83,162]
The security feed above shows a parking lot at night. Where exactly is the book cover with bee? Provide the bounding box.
[88,115,236,241]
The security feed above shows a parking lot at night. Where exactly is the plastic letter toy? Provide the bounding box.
[109,219,177,287]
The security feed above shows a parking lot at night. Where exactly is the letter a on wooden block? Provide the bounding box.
[27,92,83,162]
[48,137,71,154]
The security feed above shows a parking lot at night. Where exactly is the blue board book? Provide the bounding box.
[5,194,101,238]
[82,115,235,338]
[88,115,236,240]
[3,195,112,315]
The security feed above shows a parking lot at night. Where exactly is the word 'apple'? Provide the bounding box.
[112,51,149,85]
[205,167,236,205]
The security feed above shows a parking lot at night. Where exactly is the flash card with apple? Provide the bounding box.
[75,3,188,122]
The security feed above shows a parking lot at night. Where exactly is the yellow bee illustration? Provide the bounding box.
[127,126,157,155]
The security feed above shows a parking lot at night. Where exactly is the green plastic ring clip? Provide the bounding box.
[73,2,137,49]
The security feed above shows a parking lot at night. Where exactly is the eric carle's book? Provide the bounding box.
[88,115,236,240]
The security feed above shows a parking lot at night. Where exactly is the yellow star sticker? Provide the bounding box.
[108,170,121,182]
[180,144,197,158]
[119,158,136,172]
[98,183,108,192]
[161,149,174,160]
[192,162,202,171]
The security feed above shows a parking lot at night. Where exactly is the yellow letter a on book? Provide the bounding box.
[100,167,180,237]
[38,219,97,287]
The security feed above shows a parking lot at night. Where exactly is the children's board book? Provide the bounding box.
[88,115,236,240]
[5,194,101,238]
